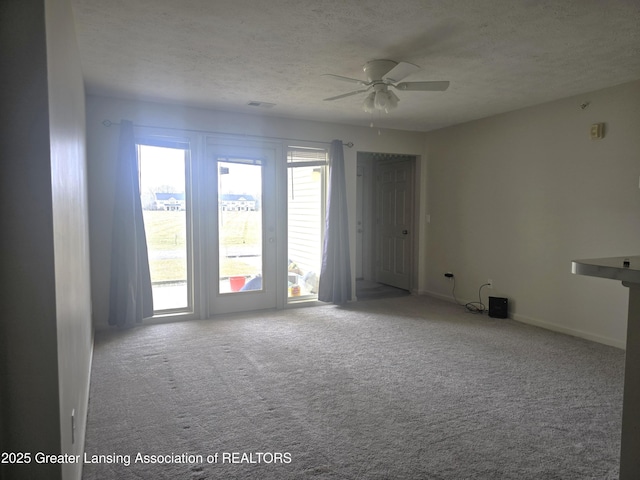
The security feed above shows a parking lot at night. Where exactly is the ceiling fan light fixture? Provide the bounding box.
[364,89,398,113]
[325,59,450,114]
[363,92,376,113]
[374,90,389,110]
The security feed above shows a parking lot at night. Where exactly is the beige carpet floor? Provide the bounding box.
[83,295,624,479]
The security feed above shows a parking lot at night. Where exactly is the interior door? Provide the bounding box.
[207,143,278,315]
[375,159,414,290]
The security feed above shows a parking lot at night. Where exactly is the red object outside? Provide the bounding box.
[229,276,246,292]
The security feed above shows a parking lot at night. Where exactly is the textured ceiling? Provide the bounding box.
[71,0,640,132]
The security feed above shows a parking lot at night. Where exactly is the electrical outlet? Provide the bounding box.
[487,279,493,289]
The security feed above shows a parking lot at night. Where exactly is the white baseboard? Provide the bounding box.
[420,290,625,350]
[510,312,625,350]
[418,289,460,303]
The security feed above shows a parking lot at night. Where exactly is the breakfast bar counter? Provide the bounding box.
[572,256,640,479]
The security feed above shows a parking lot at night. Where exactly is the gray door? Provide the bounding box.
[375,159,414,290]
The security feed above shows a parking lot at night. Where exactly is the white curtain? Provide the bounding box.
[108,120,153,327]
[318,140,352,304]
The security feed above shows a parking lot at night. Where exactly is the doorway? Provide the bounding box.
[137,131,328,320]
[356,152,417,295]
[206,143,279,315]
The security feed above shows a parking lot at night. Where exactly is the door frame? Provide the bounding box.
[355,160,374,281]
[204,136,286,316]
[136,129,329,322]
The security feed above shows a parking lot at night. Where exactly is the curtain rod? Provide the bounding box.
[101,120,354,148]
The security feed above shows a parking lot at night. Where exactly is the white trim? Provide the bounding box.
[419,289,457,303]
[510,311,625,350]
[78,331,94,480]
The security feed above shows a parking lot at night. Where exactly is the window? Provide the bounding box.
[287,147,327,302]
[138,140,191,312]
[134,135,328,318]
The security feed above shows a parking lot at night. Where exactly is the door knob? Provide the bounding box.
[402,230,409,235]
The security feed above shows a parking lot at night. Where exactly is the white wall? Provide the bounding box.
[86,96,427,328]
[0,1,92,479]
[423,80,640,348]
[46,0,94,478]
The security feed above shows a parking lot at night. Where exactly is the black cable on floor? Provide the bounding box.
[450,279,491,314]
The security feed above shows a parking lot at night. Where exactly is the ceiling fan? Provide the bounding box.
[322,59,449,113]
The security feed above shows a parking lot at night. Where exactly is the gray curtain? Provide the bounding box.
[318,140,352,304]
[108,120,153,327]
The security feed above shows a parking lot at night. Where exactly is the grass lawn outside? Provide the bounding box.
[143,209,262,283]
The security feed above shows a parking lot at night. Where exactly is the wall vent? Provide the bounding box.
[247,101,276,108]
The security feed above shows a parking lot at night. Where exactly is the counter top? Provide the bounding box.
[572,255,640,478]
[572,256,640,284]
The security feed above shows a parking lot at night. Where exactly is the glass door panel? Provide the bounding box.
[138,144,191,312]
[207,143,278,316]
[218,159,263,294]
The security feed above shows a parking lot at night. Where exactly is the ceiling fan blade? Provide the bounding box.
[323,89,370,101]
[393,81,450,91]
[321,74,369,86]
[382,62,420,83]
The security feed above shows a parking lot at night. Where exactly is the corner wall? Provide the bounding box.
[0,1,92,479]
[424,80,640,348]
